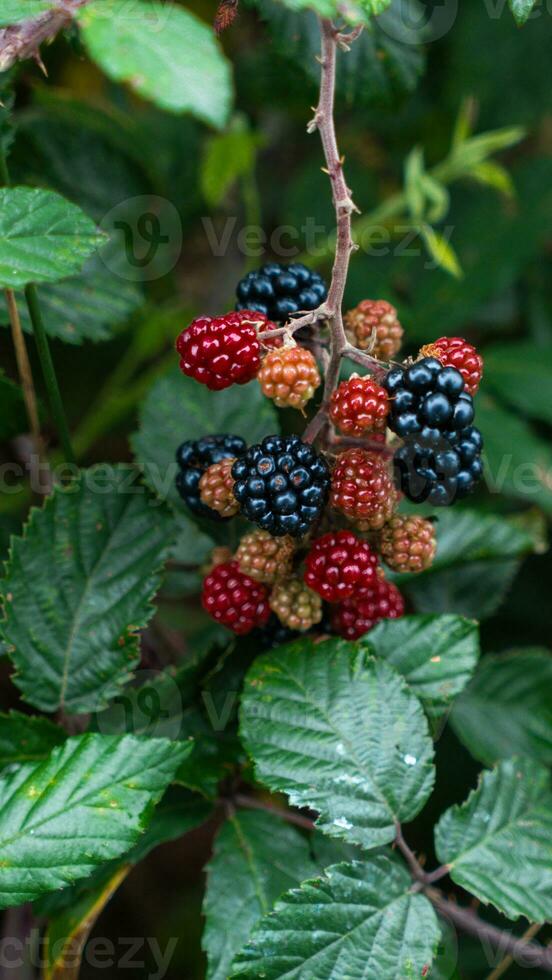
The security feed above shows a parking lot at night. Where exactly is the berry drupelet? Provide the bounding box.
[421,336,483,396]
[236,262,328,323]
[176,310,271,390]
[329,376,389,437]
[202,560,270,634]
[232,434,330,537]
[304,530,379,603]
[393,425,484,506]
[331,576,405,640]
[176,434,246,520]
[384,357,475,439]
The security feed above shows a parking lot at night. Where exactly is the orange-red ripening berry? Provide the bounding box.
[420,336,483,396]
[344,299,404,360]
[199,458,240,518]
[330,448,397,530]
[257,345,321,410]
[329,375,389,437]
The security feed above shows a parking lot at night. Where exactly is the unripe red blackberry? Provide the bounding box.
[329,375,389,437]
[331,577,405,640]
[269,578,322,632]
[199,458,239,518]
[330,448,397,530]
[235,530,295,585]
[257,345,321,410]
[420,337,483,396]
[304,530,378,603]
[202,560,270,634]
[344,300,403,360]
[176,310,274,390]
[379,515,436,573]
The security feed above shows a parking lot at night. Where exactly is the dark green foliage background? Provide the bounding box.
[0,0,551,976]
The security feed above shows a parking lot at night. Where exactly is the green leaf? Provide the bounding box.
[132,367,278,508]
[451,649,552,767]
[435,757,552,922]
[78,0,232,129]
[0,252,143,344]
[35,785,210,918]
[1,465,174,714]
[0,732,191,908]
[397,508,536,618]
[0,368,27,441]
[364,614,479,718]
[484,342,552,425]
[478,395,552,514]
[470,161,515,198]
[419,224,463,278]
[0,0,55,26]
[0,187,105,289]
[201,123,260,208]
[240,640,435,849]
[231,852,440,979]
[508,0,537,25]
[203,810,324,980]
[0,711,66,767]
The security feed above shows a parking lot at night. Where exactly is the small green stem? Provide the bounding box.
[0,120,76,466]
[24,284,76,465]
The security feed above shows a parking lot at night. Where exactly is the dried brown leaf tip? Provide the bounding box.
[214,0,239,35]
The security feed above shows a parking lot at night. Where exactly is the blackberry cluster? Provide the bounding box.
[384,357,474,438]
[236,263,327,323]
[232,434,330,537]
[176,434,246,519]
[393,425,484,506]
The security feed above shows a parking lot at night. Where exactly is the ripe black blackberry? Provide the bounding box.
[231,434,330,537]
[384,357,474,438]
[176,434,246,519]
[235,262,327,323]
[393,425,484,506]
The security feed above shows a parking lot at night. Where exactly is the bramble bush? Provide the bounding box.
[0,0,551,978]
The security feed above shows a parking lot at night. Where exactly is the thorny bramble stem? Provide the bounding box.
[428,890,552,974]
[0,0,90,71]
[260,18,385,445]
